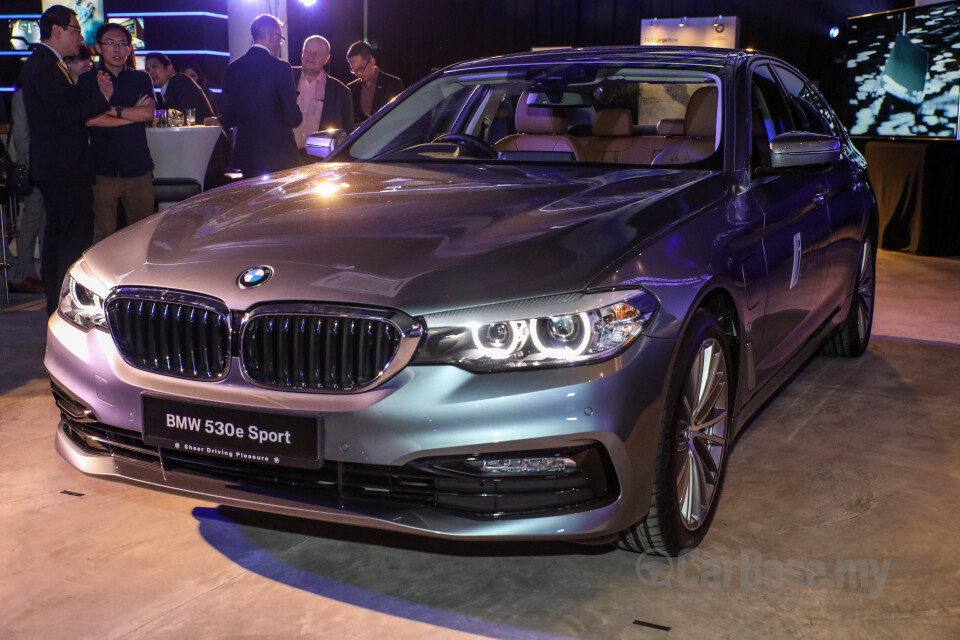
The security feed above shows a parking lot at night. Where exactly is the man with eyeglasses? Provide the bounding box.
[18,4,114,314]
[345,40,404,127]
[220,13,302,179]
[77,22,156,243]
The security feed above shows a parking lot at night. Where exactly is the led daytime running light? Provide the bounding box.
[530,313,591,357]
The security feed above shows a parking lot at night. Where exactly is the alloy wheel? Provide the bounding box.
[675,337,729,531]
[857,239,875,344]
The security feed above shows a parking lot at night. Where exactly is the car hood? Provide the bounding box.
[87,162,720,315]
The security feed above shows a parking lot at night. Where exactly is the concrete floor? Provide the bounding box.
[2,250,959,640]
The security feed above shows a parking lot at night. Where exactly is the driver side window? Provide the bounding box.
[750,65,794,174]
[774,67,840,137]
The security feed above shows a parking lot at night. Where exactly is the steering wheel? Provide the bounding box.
[432,133,498,159]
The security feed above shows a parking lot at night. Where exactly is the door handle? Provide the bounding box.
[813,192,827,204]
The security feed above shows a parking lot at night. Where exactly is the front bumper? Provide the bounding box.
[46,311,677,541]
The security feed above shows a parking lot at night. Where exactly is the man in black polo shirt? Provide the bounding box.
[144,53,214,123]
[77,22,156,243]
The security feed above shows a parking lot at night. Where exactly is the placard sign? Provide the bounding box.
[640,16,740,48]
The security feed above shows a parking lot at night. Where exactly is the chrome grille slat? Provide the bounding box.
[145,300,157,367]
[325,318,337,387]
[171,305,183,374]
[197,309,210,376]
[278,316,290,386]
[241,312,402,392]
[131,300,144,365]
[308,317,321,388]
[185,306,197,376]
[106,291,230,381]
[293,316,306,388]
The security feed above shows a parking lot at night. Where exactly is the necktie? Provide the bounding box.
[57,60,74,85]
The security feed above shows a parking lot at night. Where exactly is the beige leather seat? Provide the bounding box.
[652,86,719,165]
[656,118,685,136]
[582,109,672,165]
[494,94,585,160]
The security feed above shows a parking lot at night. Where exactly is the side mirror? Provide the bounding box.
[305,129,348,159]
[769,132,841,169]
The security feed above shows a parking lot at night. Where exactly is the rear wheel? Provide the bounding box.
[617,310,732,556]
[822,237,875,357]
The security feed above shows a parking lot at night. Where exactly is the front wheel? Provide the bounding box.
[617,309,732,556]
[822,236,875,357]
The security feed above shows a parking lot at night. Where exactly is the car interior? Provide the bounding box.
[346,68,724,167]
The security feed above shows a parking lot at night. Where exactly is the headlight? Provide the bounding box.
[415,290,657,372]
[59,271,107,330]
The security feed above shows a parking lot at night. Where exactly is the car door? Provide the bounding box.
[747,64,833,387]
[773,66,871,312]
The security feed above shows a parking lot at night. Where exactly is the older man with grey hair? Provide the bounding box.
[292,35,353,163]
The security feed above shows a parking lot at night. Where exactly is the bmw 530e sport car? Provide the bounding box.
[47,47,877,555]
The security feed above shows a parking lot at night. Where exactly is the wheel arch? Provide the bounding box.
[682,285,746,424]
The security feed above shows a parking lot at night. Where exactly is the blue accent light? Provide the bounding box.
[0,14,41,19]
[152,50,231,57]
[106,12,228,20]
[0,87,16,92]
[0,52,30,57]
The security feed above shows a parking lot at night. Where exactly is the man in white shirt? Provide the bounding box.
[292,35,353,163]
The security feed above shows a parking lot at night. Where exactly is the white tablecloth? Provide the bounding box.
[146,125,221,190]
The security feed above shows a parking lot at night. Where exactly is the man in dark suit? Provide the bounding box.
[144,52,214,123]
[292,35,353,164]
[346,40,405,127]
[220,14,302,179]
[19,4,114,314]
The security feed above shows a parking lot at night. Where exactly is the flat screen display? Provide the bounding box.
[108,17,144,50]
[845,1,960,139]
[43,0,103,44]
[8,19,40,51]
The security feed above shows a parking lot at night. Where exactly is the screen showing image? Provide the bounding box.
[845,2,960,139]
[108,17,144,50]
[43,0,104,44]
[8,19,40,51]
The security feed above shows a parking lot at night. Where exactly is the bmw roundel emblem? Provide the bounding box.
[238,266,273,289]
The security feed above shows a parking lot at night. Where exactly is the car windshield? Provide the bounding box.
[342,63,723,168]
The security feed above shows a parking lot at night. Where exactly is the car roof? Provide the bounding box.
[445,46,753,72]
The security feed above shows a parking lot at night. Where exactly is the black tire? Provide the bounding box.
[617,309,733,556]
[822,237,875,358]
